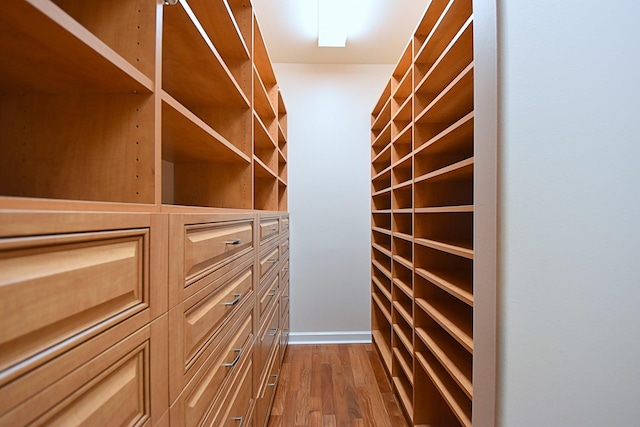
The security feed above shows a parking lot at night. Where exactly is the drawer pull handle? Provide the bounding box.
[163,0,178,5]
[283,296,290,301]
[268,373,279,387]
[223,348,243,367]
[231,417,243,426]
[283,268,289,272]
[224,294,242,306]
[268,328,278,337]
[225,238,242,245]
[270,227,278,232]
[267,258,278,264]
[267,289,277,297]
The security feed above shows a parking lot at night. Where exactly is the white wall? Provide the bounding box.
[497,1,640,425]
[273,63,393,340]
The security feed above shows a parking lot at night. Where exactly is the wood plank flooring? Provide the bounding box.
[267,344,408,427]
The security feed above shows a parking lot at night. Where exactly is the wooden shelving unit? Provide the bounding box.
[0,1,289,426]
[371,0,474,425]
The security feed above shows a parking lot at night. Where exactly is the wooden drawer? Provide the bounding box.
[280,258,289,284]
[259,245,279,280]
[279,236,289,258]
[0,317,167,426]
[280,279,290,319]
[169,259,254,400]
[0,214,161,386]
[257,302,280,378]
[259,217,279,243]
[258,274,279,323]
[183,218,253,285]
[280,215,289,233]
[171,305,254,427]
[255,345,280,427]
[280,312,290,364]
[203,354,254,427]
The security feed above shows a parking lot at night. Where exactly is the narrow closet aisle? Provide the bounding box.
[267,345,408,427]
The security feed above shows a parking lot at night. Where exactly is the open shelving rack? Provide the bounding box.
[371,0,474,425]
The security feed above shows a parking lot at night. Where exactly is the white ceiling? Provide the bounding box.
[251,0,431,64]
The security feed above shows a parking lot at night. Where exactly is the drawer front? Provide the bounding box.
[259,246,279,279]
[183,262,253,369]
[259,218,279,243]
[280,259,289,283]
[220,359,253,427]
[258,274,279,322]
[0,228,149,378]
[280,216,289,233]
[184,219,253,286]
[256,347,280,427]
[184,311,253,427]
[258,303,280,373]
[1,323,153,426]
[281,280,290,319]
[279,237,289,258]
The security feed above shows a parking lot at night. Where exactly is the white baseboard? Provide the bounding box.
[288,331,372,345]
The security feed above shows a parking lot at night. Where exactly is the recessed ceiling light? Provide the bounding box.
[318,0,347,47]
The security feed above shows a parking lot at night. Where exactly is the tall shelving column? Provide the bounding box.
[371,80,393,373]
[371,0,475,425]
[390,41,415,419]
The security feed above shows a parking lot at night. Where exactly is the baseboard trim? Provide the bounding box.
[288,331,372,345]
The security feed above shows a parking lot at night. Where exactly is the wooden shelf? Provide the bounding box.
[254,67,278,122]
[372,260,392,281]
[416,327,472,399]
[415,0,473,85]
[373,243,392,259]
[415,205,473,214]
[373,293,392,324]
[393,254,413,271]
[415,298,473,353]
[415,63,474,131]
[413,0,451,56]
[392,322,413,355]
[415,237,473,260]
[254,155,277,180]
[372,169,392,193]
[415,112,474,169]
[373,276,393,302]
[163,1,249,109]
[372,226,392,236]
[393,278,413,299]
[416,350,471,427]
[373,122,393,153]
[393,347,414,384]
[188,0,251,62]
[393,376,414,423]
[393,300,413,329]
[416,267,473,307]
[372,329,392,374]
[1,1,153,95]
[372,98,392,132]
[162,92,249,164]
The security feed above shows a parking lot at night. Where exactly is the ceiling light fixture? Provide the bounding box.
[318,0,347,47]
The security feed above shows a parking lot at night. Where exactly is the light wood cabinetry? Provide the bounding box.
[0,1,289,426]
[371,1,474,425]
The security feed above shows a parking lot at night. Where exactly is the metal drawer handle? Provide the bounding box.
[283,268,289,272]
[163,0,178,5]
[283,296,290,301]
[224,294,242,306]
[268,373,279,387]
[231,416,243,426]
[225,238,242,245]
[267,289,277,297]
[223,348,243,367]
[267,328,278,337]
[267,258,278,264]
[270,227,277,232]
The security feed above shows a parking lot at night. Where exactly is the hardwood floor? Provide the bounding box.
[267,344,408,427]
